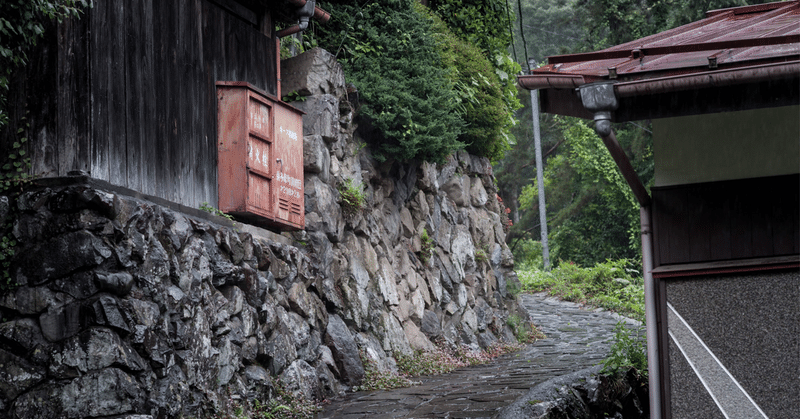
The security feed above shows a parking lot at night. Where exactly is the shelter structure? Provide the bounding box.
[2,0,328,230]
[519,2,799,418]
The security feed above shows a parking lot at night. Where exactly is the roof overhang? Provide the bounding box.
[519,0,800,121]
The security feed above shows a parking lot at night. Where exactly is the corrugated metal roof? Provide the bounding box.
[519,0,800,90]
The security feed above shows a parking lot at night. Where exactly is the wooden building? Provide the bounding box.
[519,2,799,418]
[3,0,324,230]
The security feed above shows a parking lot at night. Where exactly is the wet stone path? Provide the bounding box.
[318,292,640,419]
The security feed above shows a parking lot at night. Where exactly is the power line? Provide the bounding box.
[505,0,519,64]
[516,0,530,70]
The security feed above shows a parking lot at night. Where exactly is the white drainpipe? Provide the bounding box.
[641,205,662,419]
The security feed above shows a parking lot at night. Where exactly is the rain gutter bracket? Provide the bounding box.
[577,82,651,207]
[277,0,317,38]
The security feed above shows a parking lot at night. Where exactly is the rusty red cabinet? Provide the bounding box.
[217,82,304,230]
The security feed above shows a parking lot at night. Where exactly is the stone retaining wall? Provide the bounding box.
[0,48,523,418]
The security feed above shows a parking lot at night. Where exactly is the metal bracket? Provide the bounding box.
[577,82,618,137]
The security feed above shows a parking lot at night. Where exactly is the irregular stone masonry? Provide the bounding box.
[0,48,522,418]
[320,293,643,418]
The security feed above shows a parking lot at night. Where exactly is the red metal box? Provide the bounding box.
[217,82,304,230]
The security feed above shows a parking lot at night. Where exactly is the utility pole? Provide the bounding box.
[530,88,550,270]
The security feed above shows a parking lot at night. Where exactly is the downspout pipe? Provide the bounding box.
[578,83,651,207]
[577,82,660,419]
[640,206,662,419]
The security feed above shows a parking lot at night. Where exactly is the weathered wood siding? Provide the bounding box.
[15,0,277,208]
[652,174,800,267]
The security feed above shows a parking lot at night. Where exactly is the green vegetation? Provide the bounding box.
[337,178,366,217]
[506,314,546,343]
[602,321,647,376]
[315,0,465,163]
[418,229,434,264]
[280,91,307,103]
[313,0,520,163]
[357,339,534,391]
[199,202,235,222]
[518,259,644,322]
[213,381,321,419]
[1,0,89,130]
[356,350,416,391]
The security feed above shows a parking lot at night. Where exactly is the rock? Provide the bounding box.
[379,311,412,355]
[325,314,364,386]
[0,318,51,363]
[298,94,340,142]
[403,320,435,352]
[442,175,469,207]
[0,348,46,399]
[0,285,55,315]
[288,282,314,320]
[496,366,649,419]
[376,257,400,306]
[420,310,442,339]
[95,271,135,296]
[279,360,322,402]
[59,368,143,417]
[470,177,489,207]
[49,327,146,378]
[281,48,346,99]
[216,339,241,386]
[304,134,331,179]
[17,231,110,285]
[450,225,475,282]
[39,299,84,342]
[90,295,132,334]
[244,364,275,402]
[265,329,297,375]
[50,271,98,300]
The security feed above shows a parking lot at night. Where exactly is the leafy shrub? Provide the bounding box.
[428,0,522,152]
[602,321,647,376]
[338,178,366,217]
[316,0,465,163]
[418,228,435,263]
[424,9,514,161]
[506,314,546,343]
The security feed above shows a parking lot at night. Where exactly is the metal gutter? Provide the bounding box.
[517,74,588,90]
[615,60,800,97]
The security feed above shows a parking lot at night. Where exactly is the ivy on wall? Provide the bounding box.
[0,0,89,129]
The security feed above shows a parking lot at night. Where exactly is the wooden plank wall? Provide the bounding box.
[18,0,277,208]
[652,174,800,267]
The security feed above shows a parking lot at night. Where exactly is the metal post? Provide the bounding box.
[531,89,550,270]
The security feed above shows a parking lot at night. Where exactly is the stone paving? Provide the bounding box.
[318,292,641,419]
